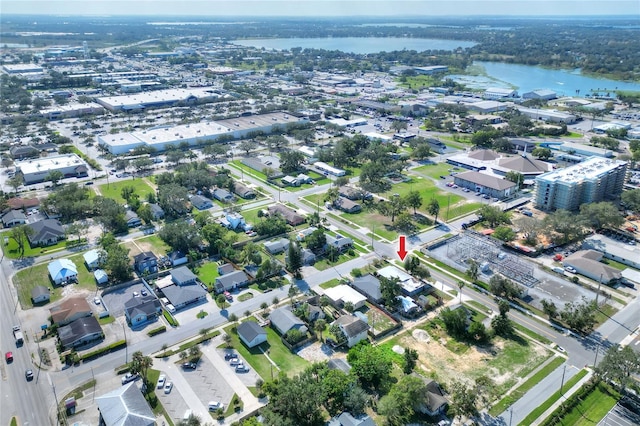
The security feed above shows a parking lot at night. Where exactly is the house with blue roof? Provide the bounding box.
[83,249,102,271]
[48,258,78,285]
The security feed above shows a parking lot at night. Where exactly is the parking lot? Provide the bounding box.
[101,282,152,317]
[598,401,640,426]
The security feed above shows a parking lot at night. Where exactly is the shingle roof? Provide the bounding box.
[133,251,157,264]
[28,219,65,243]
[237,321,266,343]
[50,296,91,324]
[31,285,50,299]
[58,316,102,348]
[215,270,249,288]
[171,266,197,285]
[269,306,306,334]
[352,274,382,301]
[124,295,161,319]
[162,283,207,307]
[334,315,369,338]
[95,382,155,426]
[468,149,499,161]
[455,170,517,191]
[1,210,26,225]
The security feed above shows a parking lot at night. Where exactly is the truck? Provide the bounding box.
[12,326,24,346]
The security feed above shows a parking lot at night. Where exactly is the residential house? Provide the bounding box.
[334,315,369,348]
[237,321,268,348]
[1,210,27,228]
[48,258,78,285]
[327,413,376,426]
[563,250,622,285]
[214,270,249,293]
[168,251,188,266]
[217,263,235,275]
[307,305,325,322]
[28,219,65,247]
[301,248,316,265]
[324,285,368,310]
[268,204,305,226]
[219,212,251,231]
[162,283,207,310]
[334,197,361,213]
[171,266,198,286]
[233,181,256,199]
[377,265,425,296]
[190,194,214,210]
[338,186,372,201]
[83,249,102,271]
[95,382,155,426]
[325,234,353,253]
[352,274,382,303]
[414,375,448,415]
[94,269,109,285]
[58,316,103,349]
[7,197,39,211]
[269,306,308,335]
[264,238,290,254]
[31,285,51,304]
[133,251,158,274]
[125,210,142,227]
[149,203,165,220]
[282,175,301,187]
[212,188,234,203]
[397,295,421,317]
[297,174,314,184]
[50,296,92,325]
[124,295,162,326]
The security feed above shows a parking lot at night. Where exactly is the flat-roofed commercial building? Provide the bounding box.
[40,102,105,120]
[453,171,517,199]
[516,107,577,124]
[95,87,223,111]
[16,154,88,184]
[534,157,628,211]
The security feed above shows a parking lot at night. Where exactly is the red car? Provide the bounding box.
[5,352,13,363]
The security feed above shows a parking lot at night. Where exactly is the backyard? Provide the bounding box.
[222,320,309,380]
[123,235,170,258]
[195,261,220,287]
[13,252,97,309]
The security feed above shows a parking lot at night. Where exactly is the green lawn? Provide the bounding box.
[1,235,69,259]
[98,179,155,204]
[319,278,341,289]
[195,261,220,286]
[230,160,269,182]
[123,235,170,258]
[222,320,309,380]
[412,163,459,180]
[551,381,619,426]
[381,176,463,214]
[313,249,361,271]
[13,252,97,309]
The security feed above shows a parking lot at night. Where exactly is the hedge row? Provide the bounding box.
[163,309,178,327]
[541,378,601,426]
[147,325,167,337]
[79,340,126,362]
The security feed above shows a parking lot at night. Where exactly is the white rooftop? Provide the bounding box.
[377,265,412,283]
[97,87,219,108]
[538,157,626,183]
[15,154,86,174]
[324,285,368,307]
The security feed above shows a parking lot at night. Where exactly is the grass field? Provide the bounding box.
[551,381,619,426]
[98,179,155,204]
[1,235,69,259]
[412,163,460,180]
[123,235,170,257]
[222,320,308,380]
[195,261,220,286]
[13,252,96,309]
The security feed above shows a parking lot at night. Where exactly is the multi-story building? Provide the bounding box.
[534,157,628,211]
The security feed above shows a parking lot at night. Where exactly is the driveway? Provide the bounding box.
[101,282,149,317]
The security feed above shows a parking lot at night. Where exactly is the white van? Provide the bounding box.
[552,267,565,275]
[166,304,176,313]
[183,410,192,420]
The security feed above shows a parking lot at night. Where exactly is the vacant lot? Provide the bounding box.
[123,235,170,257]
[380,323,552,397]
[98,179,155,203]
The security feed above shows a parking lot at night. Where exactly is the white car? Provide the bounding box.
[93,297,101,305]
[564,266,577,274]
[156,374,166,389]
[208,401,224,411]
[121,373,137,385]
[133,291,140,297]
[164,382,173,394]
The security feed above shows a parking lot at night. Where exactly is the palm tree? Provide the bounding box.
[428,198,440,223]
[223,333,232,348]
[458,280,465,303]
[130,351,152,388]
[315,319,327,342]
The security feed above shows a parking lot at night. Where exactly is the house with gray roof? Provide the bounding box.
[162,283,207,310]
[334,315,369,348]
[352,274,382,303]
[413,374,448,415]
[27,219,65,247]
[133,251,157,274]
[1,210,27,228]
[96,382,155,426]
[334,197,361,213]
[124,295,162,327]
[264,238,290,254]
[149,203,164,220]
[237,321,268,348]
[214,270,249,292]
[327,413,376,426]
[125,210,141,227]
[268,204,305,226]
[190,194,214,210]
[269,306,308,335]
[212,188,234,203]
[563,250,622,285]
[171,266,197,286]
[58,316,103,349]
[234,181,256,199]
[31,285,51,304]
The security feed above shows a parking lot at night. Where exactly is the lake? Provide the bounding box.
[450,61,640,96]
[231,37,476,53]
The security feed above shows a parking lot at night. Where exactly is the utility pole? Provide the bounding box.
[595,273,603,305]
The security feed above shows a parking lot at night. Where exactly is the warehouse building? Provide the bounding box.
[516,107,577,124]
[15,154,88,184]
[534,157,628,211]
[453,171,517,199]
[95,87,224,111]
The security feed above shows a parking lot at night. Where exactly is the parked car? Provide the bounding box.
[224,352,236,360]
[564,266,577,274]
[121,372,138,385]
[133,291,140,297]
[224,291,233,301]
[156,375,166,389]
[182,362,197,370]
[93,297,101,305]
[229,358,241,366]
[208,401,224,411]
[164,382,173,394]
[25,369,34,381]
[235,364,250,373]
[5,352,13,363]
[141,288,148,296]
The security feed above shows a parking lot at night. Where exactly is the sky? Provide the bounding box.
[3,0,639,17]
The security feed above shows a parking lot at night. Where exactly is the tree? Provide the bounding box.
[390,120,408,133]
[280,150,305,174]
[377,196,407,224]
[405,190,422,215]
[93,197,128,234]
[450,380,479,420]
[621,188,640,212]
[347,343,393,389]
[379,275,401,309]
[378,375,427,426]
[323,187,340,205]
[579,202,625,231]
[505,171,524,188]
[314,319,326,341]
[46,170,64,187]
[543,209,585,245]
[560,297,598,333]
[177,413,202,426]
[158,183,190,219]
[440,306,469,338]
[136,203,153,225]
[10,225,34,258]
[491,307,513,337]
[7,176,22,194]
[595,344,640,389]
[238,139,258,155]
[100,242,132,283]
[166,149,185,166]
[287,242,302,278]
[489,275,522,299]
[466,259,479,283]
[402,348,419,375]
[532,147,553,160]
[541,299,559,319]
[493,225,516,241]
[159,221,202,254]
[427,198,440,222]
[479,205,510,228]
[130,351,152,389]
